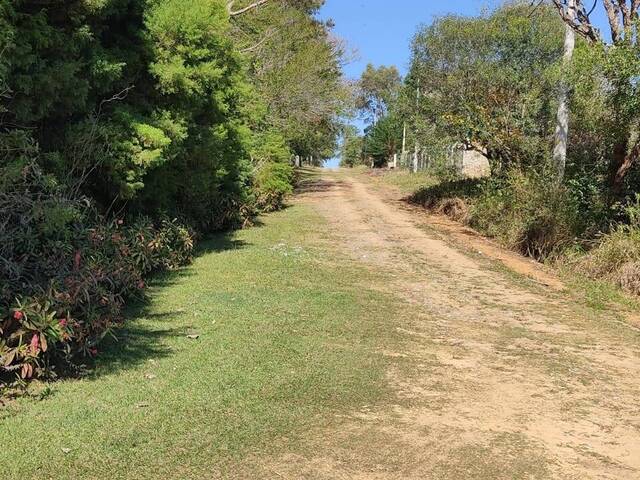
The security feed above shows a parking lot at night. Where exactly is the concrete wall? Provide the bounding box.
[459,150,491,179]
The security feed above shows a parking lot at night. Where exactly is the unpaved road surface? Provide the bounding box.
[250,169,640,480]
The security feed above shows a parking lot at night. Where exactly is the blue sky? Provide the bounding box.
[318,1,609,167]
[319,0,498,79]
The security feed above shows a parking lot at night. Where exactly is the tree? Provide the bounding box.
[0,0,253,230]
[406,4,564,171]
[139,0,251,230]
[553,0,576,182]
[340,125,364,167]
[229,0,347,163]
[356,64,402,124]
[551,0,640,193]
[550,0,639,45]
[363,113,403,167]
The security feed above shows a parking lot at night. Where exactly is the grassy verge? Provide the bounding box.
[559,265,640,314]
[0,199,401,479]
[353,167,439,196]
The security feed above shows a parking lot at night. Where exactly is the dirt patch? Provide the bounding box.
[244,170,640,479]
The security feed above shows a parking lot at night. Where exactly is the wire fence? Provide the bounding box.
[391,144,465,172]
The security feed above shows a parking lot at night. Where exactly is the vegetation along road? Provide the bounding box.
[2,168,639,479]
[5,1,640,478]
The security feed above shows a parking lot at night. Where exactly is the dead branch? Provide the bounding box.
[227,0,269,17]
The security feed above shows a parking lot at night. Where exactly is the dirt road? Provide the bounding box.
[254,169,640,479]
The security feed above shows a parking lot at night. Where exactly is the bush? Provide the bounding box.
[0,161,195,382]
[570,197,640,296]
[409,169,582,260]
[470,169,581,259]
[409,178,483,222]
[253,162,295,212]
[574,226,640,278]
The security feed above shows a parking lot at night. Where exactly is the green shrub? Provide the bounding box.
[253,162,295,212]
[409,169,582,260]
[573,226,640,279]
[471,169,580,260]
[0,161,195,382]
[570,198,640,294]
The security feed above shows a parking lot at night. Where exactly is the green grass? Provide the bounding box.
[356,168,439,196]
[0,203,401,479]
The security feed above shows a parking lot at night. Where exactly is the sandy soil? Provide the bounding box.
[245,170,640,480]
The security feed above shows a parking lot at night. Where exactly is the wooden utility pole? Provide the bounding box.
[553,0,576,183]
[413,83,420,173]
[401,122,407,167]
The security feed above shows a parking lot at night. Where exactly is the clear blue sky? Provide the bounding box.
[318,0,609,167]
[319,0,498,80]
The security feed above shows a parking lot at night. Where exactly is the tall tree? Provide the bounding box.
[553,0,576,182]
[230,0,347,163]
[356,64,401,124]
[407,4,564,171]
[551,0,640,193]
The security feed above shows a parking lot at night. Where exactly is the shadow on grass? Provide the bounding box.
[295,175,346,195]
[89,231,248,379]
[407,177,484,205]
[195,232,249,257]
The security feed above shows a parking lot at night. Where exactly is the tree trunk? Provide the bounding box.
[413,85,420,173]
[553,0,576,183]
[612,140,640,195]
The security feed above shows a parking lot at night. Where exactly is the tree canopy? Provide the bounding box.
[355,64,402,124]
[0,0,347,228]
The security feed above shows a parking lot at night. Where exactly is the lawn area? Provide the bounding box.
[358,167,439,196]
[0,201,401,479]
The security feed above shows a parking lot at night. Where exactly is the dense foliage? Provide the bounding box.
[355,64,401,124]
[340,64,403,167]
[407,5,564,171]
[340,125,364,168]
[1,159,194,380]
[232,0,348,163]
[0,0,346,381]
